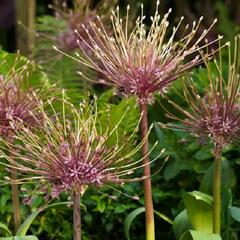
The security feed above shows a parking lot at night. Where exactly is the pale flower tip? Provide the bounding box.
[132,195,139,200]
[181,16,184,21]
[213,18,218,23]
[127,4,130,10]
[168,8,172,13]
[77,71,83,76]
[74,29,78,34]
[110,195,117,200]
[52,45,57,50]
[141,3,143,9]
[199,16,204,21]
[156,0,160,5]
[75,52,80,57]
[226,41,231,46]
[161,148,166,154]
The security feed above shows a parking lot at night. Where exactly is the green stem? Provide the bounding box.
[11,169,21,233]
[73,192,81,240]
[213,147,222,234]
[139,102,155,240]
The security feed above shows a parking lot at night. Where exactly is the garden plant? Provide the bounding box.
[0,0,239,240]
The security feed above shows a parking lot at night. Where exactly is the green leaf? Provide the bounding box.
[180,230,222,240]
[0,236,38,240]
[183,191,213,233]
[16,202,70,236]
[124,207,145,240]
[124,207,172,240]
[16,212,38,237]
[200,159,237,194]
[194,149,212,161]
[173,210,192,239]
[96,201,105,213]
[153,210,173,224]
[0,222,11,237]
[221,188,232,225]
[230,207,240,222]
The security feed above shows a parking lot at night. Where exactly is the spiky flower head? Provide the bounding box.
[50,0,115,52]
[0,92,160,199]
[0,55,42,140]
[165,36,240,154]
[57,1,220,104]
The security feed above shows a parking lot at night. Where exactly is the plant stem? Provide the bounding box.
[11,169,21,233]
[213,147,222,234]
[139,102,155,240]
[73,192,81,240]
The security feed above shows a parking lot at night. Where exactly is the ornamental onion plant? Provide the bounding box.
[54,1,220,239]
[164,36,240,234]
[0,55,43,233]
[0,91,162,240]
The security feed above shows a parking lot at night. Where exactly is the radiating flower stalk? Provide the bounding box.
[165,36,240,234]
[55,1,220,238]
[0,56,43,233]
[0,91,162,240]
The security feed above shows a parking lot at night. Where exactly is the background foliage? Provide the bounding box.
[0,0,240,239]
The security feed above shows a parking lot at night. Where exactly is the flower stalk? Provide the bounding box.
[213,146,222,234]
[73,193,81,240]
[139,102,154,240]
[11,169,21,233]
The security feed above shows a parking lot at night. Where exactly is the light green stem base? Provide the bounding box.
[213,149,222,234]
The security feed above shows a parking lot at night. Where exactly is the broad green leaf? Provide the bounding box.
[180,230,222,240]
[194,149,212,161]
[200,159,237,194]
[0,236,38,240]
[124,207,172,240]
[230,207,240,222]
[173,210,192,239]
[124,207,145,240]
[221,188,232,225]
[16,212,38,237]
[183,191,213,233]
[0,223,11,236]
[16,201,70,236]
[153,124,192,180]
[96,201,105,213]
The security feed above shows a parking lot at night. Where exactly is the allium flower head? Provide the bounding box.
[0,92,160,198]
[165,37,240,151]
[50,0,115,52]
[0,57,41,140]
[57,1,221,104]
